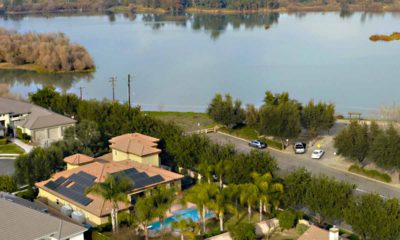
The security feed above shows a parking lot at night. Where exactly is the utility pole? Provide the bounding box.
[128,74,132,109]
[78,86,84,100]
[109,76,117,102]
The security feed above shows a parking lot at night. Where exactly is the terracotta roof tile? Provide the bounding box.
[109,133,161,156]
[298,225,329,240]
[63,154,94,165]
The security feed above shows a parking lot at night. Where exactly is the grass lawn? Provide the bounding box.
[144,111,215,132]
[0,143,25,154]
[269,228,301,240]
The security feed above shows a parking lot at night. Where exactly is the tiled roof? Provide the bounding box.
[63,154,94,165]
[0,198,86,240]
[36,160,183,217]
[298,225,329,240]
[109,133,161,156]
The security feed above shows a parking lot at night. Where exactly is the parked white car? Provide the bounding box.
[311,149,325,159]
[293,142,306,154]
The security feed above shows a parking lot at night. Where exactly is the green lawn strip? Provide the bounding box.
[348,164,391,183]
[144,111,215,132]
[0,143,25,154]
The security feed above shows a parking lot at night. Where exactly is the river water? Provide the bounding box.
[0,12,399,115]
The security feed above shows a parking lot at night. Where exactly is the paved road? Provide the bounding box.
[0,158,15,175]
[208,132,400,199]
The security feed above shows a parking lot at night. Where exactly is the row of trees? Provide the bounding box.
[208,91,335,140]
[0,28,95,72]
[334,121,400,170]
[284,168,400,240]
[14,87,277,187]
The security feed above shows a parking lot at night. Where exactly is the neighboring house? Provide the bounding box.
[298,225,342,240]
[36,133,184,226]
[0,97,76,145]
[0,197,86,240]
[0,191,48,213]
[0,122,4,137]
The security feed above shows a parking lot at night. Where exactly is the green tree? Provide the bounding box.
[334,121,370,163]
[171,218,198,240]
[283,168,312,208]
[277,210,296,230]
[245,104,260,128]
[229,222,256,240]
[208,186,237,232]
[344,193,400,240]
[0,175,17,192]
[29,86,60,109]
[226,150,277,184]
[369,125,400,170]
[184,183,218,234]
[207,93,245,129]
[301,100,335,137]
[151,185,175,238]
[239,183,259,221]
[251,172,283,222]
[86,174,132,233]
[135,193,157,240]
[259,92,301,141]
[64,119,101,149]
[305,175,354,224]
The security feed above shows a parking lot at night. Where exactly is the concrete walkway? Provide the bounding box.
[10,138,33,153]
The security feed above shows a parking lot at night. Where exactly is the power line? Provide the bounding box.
[128,74,132,109]
[78,86,85,100]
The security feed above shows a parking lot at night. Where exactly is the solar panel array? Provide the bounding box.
[112,168,165,190]
[44,171,96,206]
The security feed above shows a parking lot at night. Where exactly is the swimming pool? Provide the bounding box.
[148,207,214,231]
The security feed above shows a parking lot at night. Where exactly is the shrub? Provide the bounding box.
[229,222,256,240]
[15,187,38,201]
[91,231,110,240]
[296,223,309,235]
[0,175,17,192]
[348,165,391,183]
[278,210,296,230]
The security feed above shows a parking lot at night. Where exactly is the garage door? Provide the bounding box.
[34,129,47,142]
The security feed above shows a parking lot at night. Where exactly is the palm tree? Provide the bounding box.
[239,183,259,222]
[198,162,214,184]
[171,218,198,240]
[184,183,218,234]
[135,194,157,240]
[151,186,175,239]
[208,187,237,232]
[85,174,132,233]
[214,159,232,189]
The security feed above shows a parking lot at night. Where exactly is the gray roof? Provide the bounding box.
[0,97,76,130]
[0,192,48,213]
[0,198,86,240]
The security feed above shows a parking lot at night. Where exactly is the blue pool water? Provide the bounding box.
[148,208,214,231]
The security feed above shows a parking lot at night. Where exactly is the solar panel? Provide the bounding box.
[78,171,96,181]
[56,185,93,206]
[133,175,165,189]
[53,177,66,185]
[68,173,95,187]
[44,181,58,190]
[69,183,87,194]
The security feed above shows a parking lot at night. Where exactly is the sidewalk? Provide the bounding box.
[10,138,33,153]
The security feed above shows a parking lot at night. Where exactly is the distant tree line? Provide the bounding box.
[2,0,398,13]
[0,28,95,72]
[207,91,335,141]
[335,121,400,170]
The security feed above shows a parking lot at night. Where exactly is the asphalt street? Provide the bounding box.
[208,132,400,199]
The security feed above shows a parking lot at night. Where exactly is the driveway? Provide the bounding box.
[10,138,33,153]
[208,132,400,199]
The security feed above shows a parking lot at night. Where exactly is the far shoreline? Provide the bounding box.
[0,63,95,74]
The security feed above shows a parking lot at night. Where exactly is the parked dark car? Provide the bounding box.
[293,142,307,154]
[249,140,267,149]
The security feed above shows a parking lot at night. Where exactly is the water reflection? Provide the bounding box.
[0,69,93,92]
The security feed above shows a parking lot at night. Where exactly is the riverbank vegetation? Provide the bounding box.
[370,32,400,42]
[0,28,95,73]
[2,0,400,14]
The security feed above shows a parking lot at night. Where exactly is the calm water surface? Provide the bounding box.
[0,12,399,114]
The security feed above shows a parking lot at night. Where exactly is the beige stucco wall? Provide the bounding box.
[112,149,160,167]
[66,163,79,170]
[38,188,109,226]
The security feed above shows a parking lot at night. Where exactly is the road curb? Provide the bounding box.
[326,162,400,189]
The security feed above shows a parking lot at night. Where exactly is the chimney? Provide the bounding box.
[329,225,339,240]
